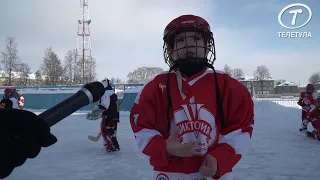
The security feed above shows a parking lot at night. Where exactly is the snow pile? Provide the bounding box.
[0,70,38,80]
[239,76,274,81]
[124,86,142,93]
[277,81,298,86]
[255,98,301,109]
[18,88,80,94]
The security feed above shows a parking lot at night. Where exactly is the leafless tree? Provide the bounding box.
[232,68,244,80]
[0,36,20,85]
[35,70,43,86]
[109,77,125,90]
[72,50,96,84]
[71,50,82,84]
[223,64,232,76]
[62,50,75,84]
[254,65,271,80]
[41,47,64,85]
[127,66,164,84]
[309,72,320,84]
[15,62,31,86]
[84,57,97,83]
[110,77,124,84]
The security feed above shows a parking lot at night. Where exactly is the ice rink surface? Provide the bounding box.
[6,100,320,180]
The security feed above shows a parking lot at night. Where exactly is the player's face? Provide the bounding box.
[171,31,207,61]
[307,87,314,93]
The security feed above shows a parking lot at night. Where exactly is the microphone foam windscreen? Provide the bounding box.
[83,81,105,102]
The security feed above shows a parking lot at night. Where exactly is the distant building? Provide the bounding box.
[298,86,305,92]
[275,81,299,94]
[238,76,275,95]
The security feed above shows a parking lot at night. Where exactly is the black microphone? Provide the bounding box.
[38,81,107,127]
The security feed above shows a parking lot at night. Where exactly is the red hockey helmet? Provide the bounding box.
[306,84,314,93]
[4,88,13,95]
[163,14,216,67]
[3,88,13,99]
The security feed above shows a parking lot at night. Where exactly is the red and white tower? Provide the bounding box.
[76,0,93,84]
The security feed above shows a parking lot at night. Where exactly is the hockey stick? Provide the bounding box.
[88,132,101,141]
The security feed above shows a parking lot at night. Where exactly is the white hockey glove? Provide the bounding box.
[101,78,110,88]
[166,132,196,158]
[199,154,217,177]
[302,119,309,127]
[310,105,315,110]
[86,106,103,120]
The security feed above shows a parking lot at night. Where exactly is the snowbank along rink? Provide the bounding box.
[6,97,320,180]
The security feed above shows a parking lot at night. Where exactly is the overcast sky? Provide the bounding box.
[1,0,319,85]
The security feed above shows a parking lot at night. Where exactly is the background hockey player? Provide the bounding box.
[11,88,20,106]
[298,84,315,131]
[87,79,120,152]
[0,88,19,109]
[305,97,320,140]
[130,14,254,180]
[19,93,24,110]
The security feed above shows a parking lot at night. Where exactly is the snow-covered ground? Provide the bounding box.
[5,99,320,180]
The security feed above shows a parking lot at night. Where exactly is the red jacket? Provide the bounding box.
[130,69,254,180]
[298,92,315,112]
[307,109,320,131]
[19,96,24,107]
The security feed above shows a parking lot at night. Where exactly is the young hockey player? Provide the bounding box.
[87,79,120,152]
[100,83,120,152]
[0,88,19,109]
[19,93,24,110]
[305,97,320,140]
[130,14,254,179]
[12,88,20,104]
[298,84,315,131]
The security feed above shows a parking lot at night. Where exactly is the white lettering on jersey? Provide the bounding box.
[303,98,311,105]
[170,102,217,155]
[158,83,166,93]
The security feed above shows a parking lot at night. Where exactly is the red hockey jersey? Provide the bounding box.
[19,96,24,106]
[130,69,254,180]
[298,92,315,112]
[307,109,320,131]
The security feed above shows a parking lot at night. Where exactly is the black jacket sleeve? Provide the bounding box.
[103,94,120,123]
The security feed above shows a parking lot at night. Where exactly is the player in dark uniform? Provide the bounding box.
[100,86,120,152]
[87,79,120,152]
[0,88,14,109]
